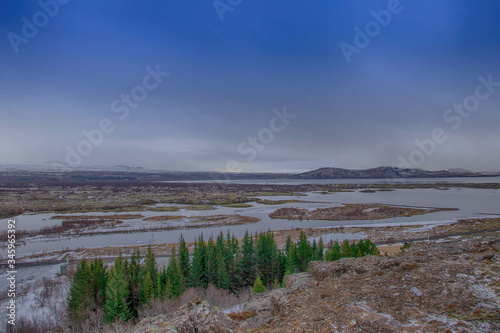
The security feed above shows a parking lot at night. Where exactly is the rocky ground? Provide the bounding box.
[128,298,236,333]
[129,234,500,332]
[260,236,500,332]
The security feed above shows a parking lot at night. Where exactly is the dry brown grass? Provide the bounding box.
[227,310,257,321]
[143,215,186,221]
[377,245,403,255]
[269,204,455,221]
[51,214,144,220]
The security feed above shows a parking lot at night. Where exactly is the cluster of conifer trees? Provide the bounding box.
[66,230,379,325]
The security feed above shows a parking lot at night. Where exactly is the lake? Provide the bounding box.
[2,186,499,256]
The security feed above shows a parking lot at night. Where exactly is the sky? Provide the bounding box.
[0,0,499,172]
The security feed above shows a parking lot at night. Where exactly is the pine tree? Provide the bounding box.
[140,271,154,305]
[312,239,317,260]
[178,234,190,280]
[128,250,142,316]
[89,257,108,309]
[341,239,353,257]
[297,231,313,271]
[239,231,256,286]
[230,258,245,292]
[284,247,296,276]
[104,258,132,323]
[166,249,184,298]
[215,247,229,290]
[156,269,165,299]
[350,241,360,258]
[317,237,324,261]
[256,232,269,285]
[144,247,158,296]
[67,259,93,324]
[364,239,380,255]
[204,236,216,285]
[256,231,280,285]
[324,241,342,261]
[285,236,293,254]
[223,231,237,290]
[188,236,206,287]
[277,250,286,284]
[252,276,266,294]
[357,239,367,254]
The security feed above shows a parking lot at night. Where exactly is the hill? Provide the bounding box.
[291,166,482,179]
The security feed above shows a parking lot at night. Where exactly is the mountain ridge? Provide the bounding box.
[0,164,496,182]
[290,166,484,179]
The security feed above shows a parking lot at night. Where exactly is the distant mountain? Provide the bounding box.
[448,168,473,173]
[0,164,495,183]
[290,166,482,179]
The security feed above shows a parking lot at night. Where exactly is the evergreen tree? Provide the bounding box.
[188,235,206,287]
[89,257,108,309]
[296,231,314,271]
[215,246,229,289]
[285,236,293,254]
[312,239,317,260]
[140,271,154,305]
[277,250,286,283]
[178,234,190,280]
[364,239,380,255]
[316,237,324,261]
[67,259,93,323]
[341,239,353,257]
[357,239,367,254]
[239,231,256,286]
[104,258,132,323]
[355,246,363,258]
[144,247,158,295]
[166,249,184,298]
[256,232,272,285]
[324,241,342,261]
[128,250,142,316]
[205,236,217,285]
[255,231,280,285]
[230,258,245,292]
[284,247,296,275]
[252,276,266,294]
[222,232,237,290]
[156,268,165,299]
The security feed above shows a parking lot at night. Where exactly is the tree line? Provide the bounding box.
[67,230,379,326]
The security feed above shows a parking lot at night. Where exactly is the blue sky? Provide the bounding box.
[1,0,499,171]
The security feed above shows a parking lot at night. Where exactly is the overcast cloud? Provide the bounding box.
[0,0,499,172]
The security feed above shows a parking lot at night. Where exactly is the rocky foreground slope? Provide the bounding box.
[129,236,500,332]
